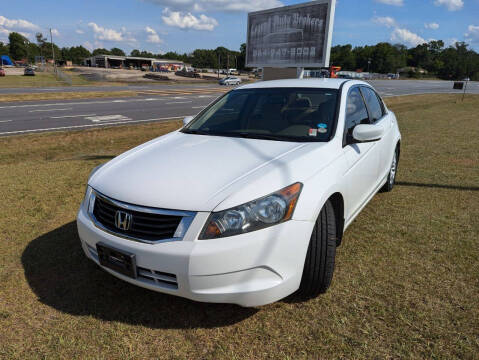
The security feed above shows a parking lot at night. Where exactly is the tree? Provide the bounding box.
[191,49,216,68]
[92,48,110,56]
[61,46,91,64]
[0,42,9,55]
[130,49,158,58]
[35,32,47,62]
[8,32,29,60]
[238,43,247,70]
[35,32,47,47]
[110,47,125,56]
[331,44,356,70]
[130,49,141,57]
[352,45,374,72]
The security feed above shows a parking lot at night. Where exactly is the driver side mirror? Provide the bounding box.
[352,123,385,143]
[183,116,194,126]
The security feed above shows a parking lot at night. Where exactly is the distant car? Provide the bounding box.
[219,76,241,86]
[24,67,35,76]
[0,68,5,77]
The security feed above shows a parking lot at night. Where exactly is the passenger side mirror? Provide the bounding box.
[183,116,194,126]
[352,123,385,143]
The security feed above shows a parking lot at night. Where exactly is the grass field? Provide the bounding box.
[0,72,89,88]
[0,94,478,359]
[0,90,138,102]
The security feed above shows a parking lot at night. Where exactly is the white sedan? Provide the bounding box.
[77,79,401,307]
[219,76,241,85]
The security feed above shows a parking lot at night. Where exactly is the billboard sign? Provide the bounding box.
[246,0,336,68]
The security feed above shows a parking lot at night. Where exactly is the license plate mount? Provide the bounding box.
[96,242,137,279]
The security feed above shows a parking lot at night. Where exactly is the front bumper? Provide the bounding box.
[77,205,314,307]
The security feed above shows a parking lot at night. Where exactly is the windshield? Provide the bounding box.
[182,87,339,142]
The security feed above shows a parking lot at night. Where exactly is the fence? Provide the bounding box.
[38,65,72,85]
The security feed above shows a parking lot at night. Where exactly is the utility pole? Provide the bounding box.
[367,58,371,74]
[462,78,469,102]
[227,54,229,73]
[24,40,29,65]
[50,28,56,73]
[217,53,220,79]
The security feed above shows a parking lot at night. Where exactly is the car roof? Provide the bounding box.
[237,78,362,90]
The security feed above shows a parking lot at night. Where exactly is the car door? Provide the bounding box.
[342,87,380,220]
[360,86,394,181]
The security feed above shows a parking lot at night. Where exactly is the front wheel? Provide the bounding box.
[381,146,399,192]
[298,200,337,298]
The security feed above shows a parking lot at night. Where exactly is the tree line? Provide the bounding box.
[1,31,478,80]
[330,41,479,80]
[0,32,246,71]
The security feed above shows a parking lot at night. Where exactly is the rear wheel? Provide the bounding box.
[298,200,337,298]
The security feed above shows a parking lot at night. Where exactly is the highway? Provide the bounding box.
[0,80,477,136]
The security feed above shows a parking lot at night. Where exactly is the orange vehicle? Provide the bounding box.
[329,66,341,78]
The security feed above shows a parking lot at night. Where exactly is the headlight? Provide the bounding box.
[199,183,302,240]
[82,185,93,210]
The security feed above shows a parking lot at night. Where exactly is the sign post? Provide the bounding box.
[246,0,336,79]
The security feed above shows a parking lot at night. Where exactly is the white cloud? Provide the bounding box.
[373,15,427,47]
[88,22,123,41]
[0,15,39,31]
[446,38,459,47]
[51,28,60,37]
[87,22,136,43]
[145,0,282,12]
[373,16,397,28]
[375,0,403,6]
[0,15,39,41]
[391,28,426,47]
[75,29,85,34]
[425,22,440,30]
[0,27,9,41]
[465,25,479,44]
[434,0,463,11]
[145,26,163,43]
[162,8,218,31]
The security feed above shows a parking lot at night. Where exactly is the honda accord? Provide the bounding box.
[77,79,401,307]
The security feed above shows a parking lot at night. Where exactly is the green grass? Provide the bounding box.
[0,94,478,359]
[0,73,65,87]
[0,90,138,102]
[0,71,116,88]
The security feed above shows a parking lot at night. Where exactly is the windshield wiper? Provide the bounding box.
[181,129,211,135]
[182,129,317,142]
[236,132,308,142]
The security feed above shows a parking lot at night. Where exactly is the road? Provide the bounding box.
[0,80,477,136]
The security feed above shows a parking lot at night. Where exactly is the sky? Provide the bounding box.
[1,0,478,54]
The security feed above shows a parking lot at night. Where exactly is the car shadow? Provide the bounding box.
[21,221,257,329]
[396,181,479,191]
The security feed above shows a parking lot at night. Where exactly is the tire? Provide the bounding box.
[298,199,337,298]
[381,146,399,192]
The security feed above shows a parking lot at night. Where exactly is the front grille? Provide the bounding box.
[92,194,183,242]
[137,267,178,289]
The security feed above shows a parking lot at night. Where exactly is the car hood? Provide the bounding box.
[89,131,309,212]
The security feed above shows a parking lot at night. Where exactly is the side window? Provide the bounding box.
[361,87,384,122]
[345,88,369,139]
